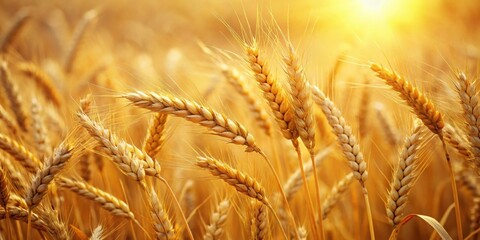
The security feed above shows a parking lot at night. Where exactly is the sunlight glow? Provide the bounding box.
[358,0,389,16]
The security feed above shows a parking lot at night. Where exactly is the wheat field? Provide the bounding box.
[0,0,478,239]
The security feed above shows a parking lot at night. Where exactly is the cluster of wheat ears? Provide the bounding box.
[0,2,478,240]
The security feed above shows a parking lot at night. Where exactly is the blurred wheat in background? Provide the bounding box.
[0,0,479,239]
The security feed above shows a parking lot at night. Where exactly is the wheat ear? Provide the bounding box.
[56,176,136,220]
[0,206,51,236]
[0,133,41,173]
[149,189,177,240]
[221,65,272,136]
[386,123,424,226]
[196,156,288,239]
[123,91,261,153]
[311,85,374,239]
[143,113,168,159]
[312,86,368,184]
[443,124,474,166]
[245,42,297,140]
[17,62,62,107]
[0,61,28,131]
[371,63,462,238]
[76,111,150,183]
[0,8,30,52]
[297,226,308,240]
[90,225,104,240]
[251,200,269,240]
[454,72,480,173]
[204,199,230,240]
[322,173,354,220]
[371,64,443,134]
[25,143,73,210]
[64,9,98,73]
[284,44,324,239]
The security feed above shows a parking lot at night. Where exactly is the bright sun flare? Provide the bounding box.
[359,0,388,15]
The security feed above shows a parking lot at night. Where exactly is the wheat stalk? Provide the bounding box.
[123,91,261,153]
[204,199,230,240]
[221,65,272,136]
[386,123,424,226]
[25,143,73,210]
[245,42,297,140]
[57,176,136,220]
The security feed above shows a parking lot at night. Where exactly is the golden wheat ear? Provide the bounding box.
[386,123,425,227]
[370,64,444,135]
[122,91,262,153]
[149,189,177,240]
[245,42,298,141]
[203,199,230,240]
[56,177,136,221]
